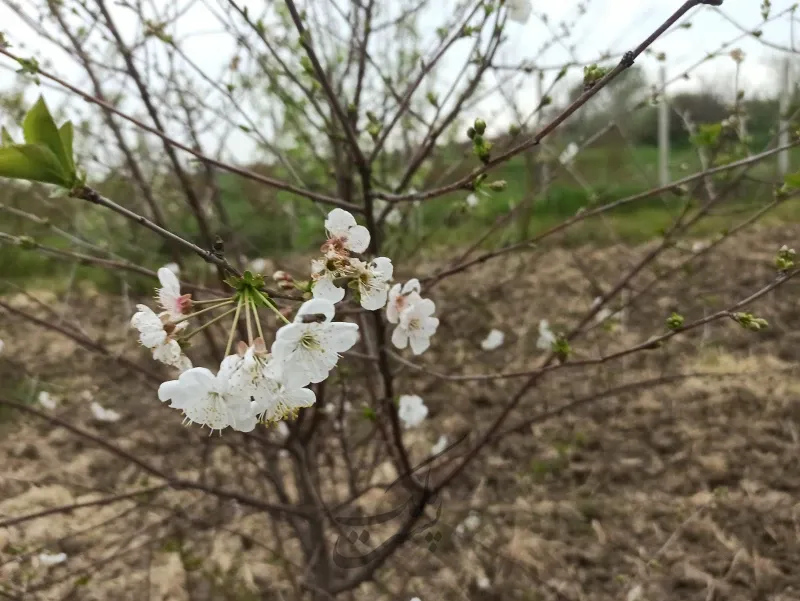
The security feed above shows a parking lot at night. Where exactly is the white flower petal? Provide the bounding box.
[312,277,346,304]
[38,552,67,566]
[397,394,428,428]
[480,328,505,351]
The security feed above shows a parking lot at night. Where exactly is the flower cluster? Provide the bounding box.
[129,209,438,432]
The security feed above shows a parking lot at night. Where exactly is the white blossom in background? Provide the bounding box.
[476,574,491,590]
[0,338,4,354]
[465,193,479,208]
[391,298,439,355]
[397,394,428,428]
[38,391,56,410]
[506,0,532,23]
[324,208,370,254]
[90,402,121,423]
[158,364,256,432]
[374,199,403,226]
[163,262,180,276]
[431,435,448,455]
[271,298,359,388]
[692,240,710,253]
[275,420,290,439]
[592,297,626,326]
[38,552,67,566]
[559,142,579,165]
[386,279,422,323]
[324,401,353,415]
[455,511,481,535]
[536,319,556,350]
[353,257,393,310]
[480,328,505,351]
[249,257,268,273]
[156,267,191,323]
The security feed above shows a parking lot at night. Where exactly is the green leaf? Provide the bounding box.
[784,171,800,191]
[0,144,69,186]
[23,97,72,173]
[1,126,15,146]
[58,121,75,173]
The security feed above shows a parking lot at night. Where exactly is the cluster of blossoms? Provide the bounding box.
[129,209,438,432]
[311,209,440,355]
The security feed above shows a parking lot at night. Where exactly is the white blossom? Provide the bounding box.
[90,402,121,422]
[455,511,481,535]
[37,552,67,566]
[466,193,479,208]
[249,257,268,273]
[536,319,556,350]
[156,267,190,323]
[324,401,353,415]
[391,298,439,355]
[163,262,180,275]
[353,257,394,310]
[275,420,290,439]
[158,364,255,432]
[375,199,403,226]
[0,338,4,354]
[324,208,370,254]
[559,142,579,165]
[131,304,188,369]
[228,345,318,423]
[38,391,56,410]
[476,574,492,590]
[480,328,505,351]
[311,258,347,304]
[271,298,359,389]
[386,279,422,324]
[692,240,710,253]
[506,0,532,24]
[431,435,448,455]
[592,297,625,326]
[397,394,428,428]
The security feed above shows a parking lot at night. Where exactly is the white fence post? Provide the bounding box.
[779,56,792,178]
[658,64,670,187]
[536,70,550,196]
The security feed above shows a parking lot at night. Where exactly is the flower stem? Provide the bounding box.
[173,300,234,324]
[225,297,244,356]
[182,306,238,341]
[251,296,265,340]
[244,292,254,344]
[191,296,234,305]
[254,289,291,324]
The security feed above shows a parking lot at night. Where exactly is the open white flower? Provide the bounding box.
[131,304,188,369]
[431,435,448,455]
[506,0,532,24]
[391,298,439,355]
[480,328,505,351]
[38,552,67,566]
[353,257,394,310]
[398,394,428,428]
[228,343,317,423]
[38,391,56,410]
[156,267,191,323]
[311,258,347,304]
[536,319,556,350]
[271,298,359,389]
[90,401,121,423]
[386,279,422,324]
[163,262,180,276]
[466,193,479,208]
[324,208,370,254]
[158,364,255,432]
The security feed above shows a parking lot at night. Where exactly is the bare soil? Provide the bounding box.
[2,224,800,600]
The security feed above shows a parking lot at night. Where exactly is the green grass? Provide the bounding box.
[2,143,799,293]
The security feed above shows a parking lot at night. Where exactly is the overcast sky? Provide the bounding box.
[0,0,797,163]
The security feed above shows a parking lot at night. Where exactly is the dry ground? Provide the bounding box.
[1,224,800,601]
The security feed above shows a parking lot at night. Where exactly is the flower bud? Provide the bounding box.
[473,118,486,134]
[272,270,293,283]
[467,126,476,139]
[488,180,507,191]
